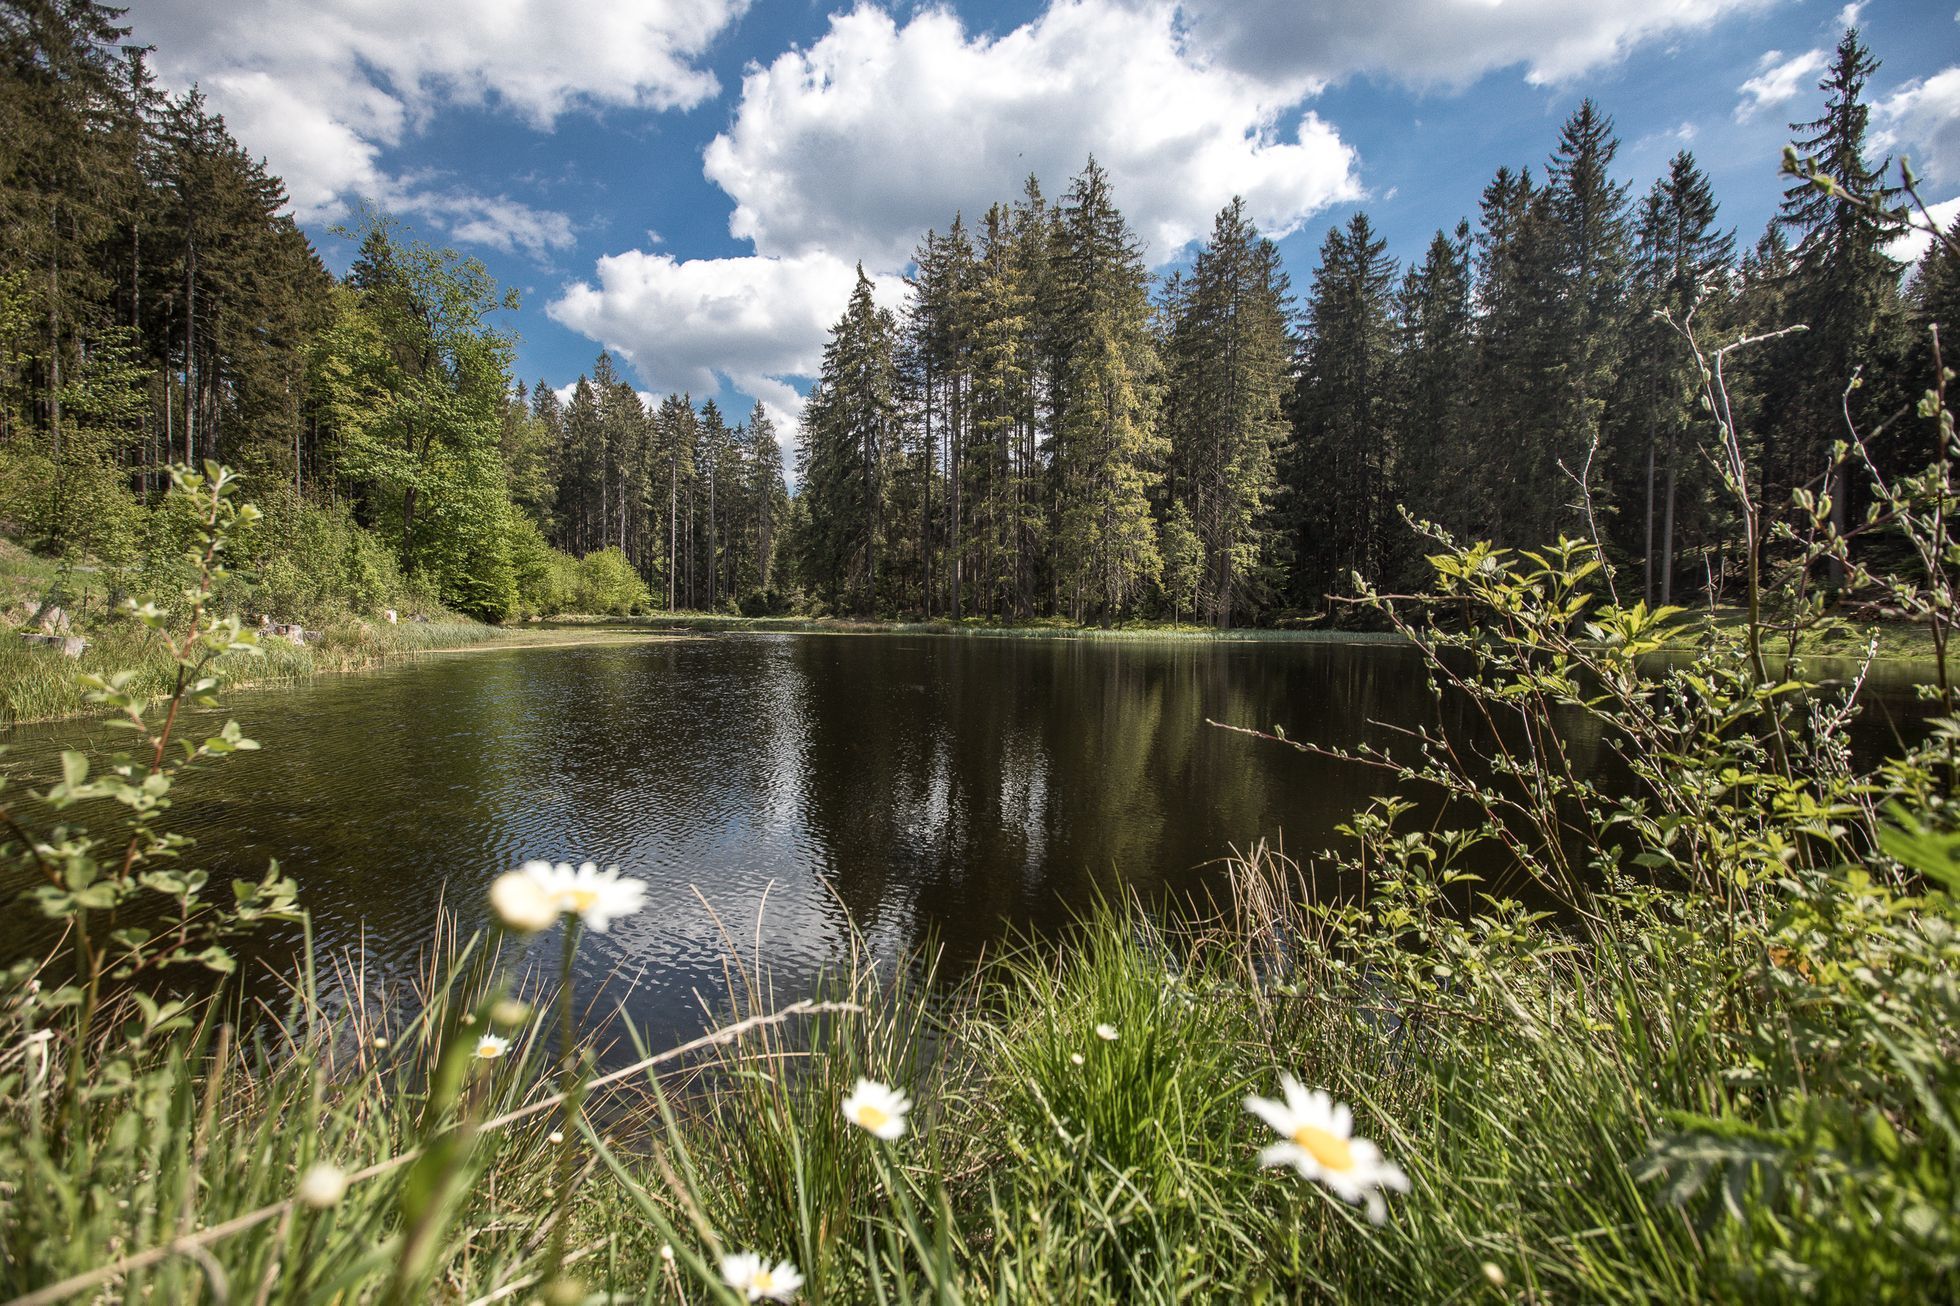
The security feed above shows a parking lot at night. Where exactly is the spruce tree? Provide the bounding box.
[1049,158,1164,620]
[1291,213,1398,607]
[1773,26,1903,577]
[1164,197,1291,626]
[1394,223,1475,548]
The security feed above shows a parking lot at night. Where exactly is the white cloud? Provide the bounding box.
[1876,67,1960,187]
[547,250,907,443]
[1735,47,1828,121]
[1887,196,1960,266]
[1169,0,1774,93]
[129,0,748,250]
[702,1,1362,268]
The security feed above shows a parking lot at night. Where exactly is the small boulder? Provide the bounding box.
[37,604,70,635]
[22,633,86,658]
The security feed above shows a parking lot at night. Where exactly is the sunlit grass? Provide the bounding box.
[1,616,499,725]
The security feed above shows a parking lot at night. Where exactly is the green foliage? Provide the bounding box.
[575,547,651,616]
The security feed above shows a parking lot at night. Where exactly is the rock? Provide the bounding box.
[384,608,398,624]
[22,633,87,658]
[36,604,70,635]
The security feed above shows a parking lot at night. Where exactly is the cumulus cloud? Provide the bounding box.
[703,1,1362,268]
[547,250,907,439]
[1735,47,1829,121]
[1169,0,1774,93]
[1887,196,1960,266]
[1875,66,1960,187]
[128,0,748,249]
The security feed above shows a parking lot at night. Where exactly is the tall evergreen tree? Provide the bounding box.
[1163,197,1292,625]
[1619,152,1734,602]
[1049,158,1163,620]
[1394,223,1476,549]
[799,266,900,613]
[1291,212,1398,605]
[1545,100,1632,552]
[1772,26,1902,575]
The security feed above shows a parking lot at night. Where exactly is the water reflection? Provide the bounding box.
[0,633,1928,1046]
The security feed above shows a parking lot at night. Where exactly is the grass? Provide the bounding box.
[572,609,1415,644]
[0,615,507,725]
[5,833,1954,1303]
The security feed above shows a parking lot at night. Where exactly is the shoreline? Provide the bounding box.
[6,606,1941,729]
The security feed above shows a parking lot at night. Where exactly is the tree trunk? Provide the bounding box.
[1660,430,1678,607]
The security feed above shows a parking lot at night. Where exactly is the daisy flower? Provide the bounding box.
[1243,1076,1409,1224]
[1094,1023,1119,1041]
[475,1034,511,1061]
[296,1162,348,1208]
[517,859,648,932]
[720,1251,803,1301]
[488,868,558,933]
[840,1078,912,1140]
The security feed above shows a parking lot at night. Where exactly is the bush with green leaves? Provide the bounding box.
[575,547,651,616]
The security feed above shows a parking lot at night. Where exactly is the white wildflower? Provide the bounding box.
[840,1078,912,1140]
[474,1034,511,1061]
[488,867,559,933]
[518,859,648,932]
[1094,1023,1118,1041]
[720,1251,803,1301]
[296,1162,348,1208]
[1243,1076,1410,1224]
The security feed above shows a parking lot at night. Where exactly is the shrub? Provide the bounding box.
[574,547,650,615]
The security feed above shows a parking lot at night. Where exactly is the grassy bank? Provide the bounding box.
[5,471,1959,1302]
[589,605,1952,669]
[3,828,1954,1303]
[0,615,505,726]
[587,609,1418,643]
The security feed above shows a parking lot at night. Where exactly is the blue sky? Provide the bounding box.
[131,0,1960,444]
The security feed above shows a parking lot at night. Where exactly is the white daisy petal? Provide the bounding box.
[721,1251,803,1301]
[841,1078,912,1140]
[1244,1076,1409,1224]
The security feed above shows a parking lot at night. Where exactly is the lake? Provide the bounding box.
[0,631,1931,1045]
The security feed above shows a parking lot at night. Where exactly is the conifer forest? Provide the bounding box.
[5,7,1953,628]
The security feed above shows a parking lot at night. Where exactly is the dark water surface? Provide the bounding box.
[0,632,1931,1044]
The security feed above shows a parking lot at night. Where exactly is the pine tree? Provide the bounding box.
[1546,100,1632,552]
[966,203,1035,618]
[1774,26,1903,577]
[1291,212,1399,607]
[747,400,788,595]
[653,392,697,609]
[1163,197,1292,625]
[1394,223,1476,547]
[1471,166,1566,544]
[1621,152,1734,602]
[800,266,900,613]
[1049,158,1164,620]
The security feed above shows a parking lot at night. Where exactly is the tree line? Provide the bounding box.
[3,3,1955,627]
[1,0,794,622]
[795,27,1959,625]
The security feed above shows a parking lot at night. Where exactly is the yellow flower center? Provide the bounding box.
[478,1042,502,1058]
[856,1104,889,1130]
[753,1270,775,1291]
[566,888,600,912]
[1292,1123,1355,1172]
